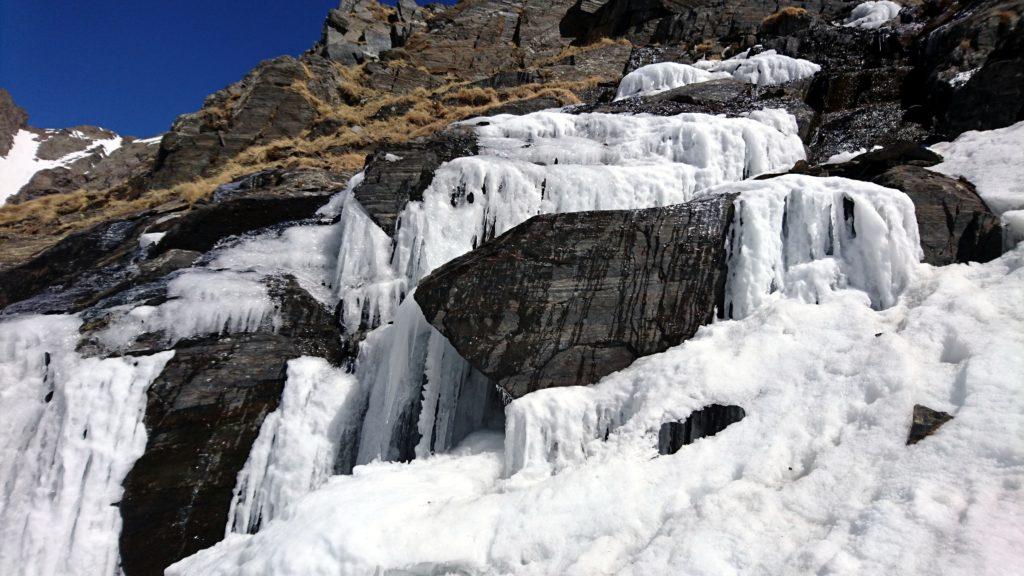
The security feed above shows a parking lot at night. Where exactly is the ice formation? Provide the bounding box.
[929,120,1024,214]
[318,109,807,469]
[1003,210,1024,250]
[0,315,173,576]
[614,62,731,100]
[824,145,883,164]
[97,269,276,350]
[226,357,360,534]
[170,241,1024,576]
[843,1,902,29]
[695,49,821,86]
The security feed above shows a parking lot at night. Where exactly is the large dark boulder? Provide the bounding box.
[874,166,1002,266]
[353,127,478,235]
[415,194,736,398]
[118,277,345,576]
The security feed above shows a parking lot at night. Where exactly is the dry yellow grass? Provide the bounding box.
[762,6,809,25]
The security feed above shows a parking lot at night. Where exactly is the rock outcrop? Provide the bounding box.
[153,168,345,255]
[415,194,736,398]
[118,277,345,576]
[0,88,28,156]
[907,404,954,445]
[353,127,477,235]
[659,404,747,455]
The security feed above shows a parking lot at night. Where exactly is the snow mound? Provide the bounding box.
[695,49,821,86]
[614,62,731,100]
[0,315,173,576]
[170,242,1024,576]
[843,1,902,29]
[929,120,1024,215]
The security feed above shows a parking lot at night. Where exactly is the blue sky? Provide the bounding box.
[0,1,451,137]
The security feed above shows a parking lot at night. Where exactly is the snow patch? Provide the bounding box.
[695,49,821,86]
[929,120,1024,214]
[615,62,731,100]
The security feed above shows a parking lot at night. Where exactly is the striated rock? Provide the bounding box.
[907,404,953,445]
[318,0,425,65]
[153,168,345,255]
[659,404,747,454]
[415,194,736,398]
[875,166,1002,265]
[151,56,352,186]
[119,277,345,576]
[0,88,28,156]
[353,128,478,235]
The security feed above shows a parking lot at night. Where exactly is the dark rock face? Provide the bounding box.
[151,56,352,186]
[659,404,747,455]
[153,168,345,255]
[416,194,736,398]
[353,128,478,235]
[907,404,953,445]
[118,277,344,576]
[874,166,1002,266]
[0,88,28,156]
[318,0,425,64]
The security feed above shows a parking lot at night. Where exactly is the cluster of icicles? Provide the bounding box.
[0,105,922,575]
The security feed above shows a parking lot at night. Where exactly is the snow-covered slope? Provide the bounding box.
[0,128,124,204]
[929,120,1024,215]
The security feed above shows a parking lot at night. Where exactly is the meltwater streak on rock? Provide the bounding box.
[0,315,173,576]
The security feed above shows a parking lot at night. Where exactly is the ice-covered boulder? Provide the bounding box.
[415,194,737,398]
[843,1,901,30]
[615,62,731,100]
[695,49,821,86]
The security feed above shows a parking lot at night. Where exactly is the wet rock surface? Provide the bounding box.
[416,194,737,398]
[353,127,478,235]
[118,277,345,576]
[659,404,747,455]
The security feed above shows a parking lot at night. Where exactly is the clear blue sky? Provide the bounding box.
[0,1,451,138]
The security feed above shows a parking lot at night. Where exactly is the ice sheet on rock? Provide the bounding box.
[0,314,173,576]
[98,270,275,349]
[843,1,902,29]
[695,49,821,86]
[211,223,342,306]
[169,245,1024,576]
[473,110,805,169]
[614,62,732,100]
[718,175,921,317]
[929,120,1024,214]
[226,357,360,534]
[1002,210,1024,250]
[824,145,883,165]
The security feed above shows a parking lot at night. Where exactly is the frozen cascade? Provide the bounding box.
[328,110,807,465]
[226,357,360,534]
[0,314,173,576]
[843,1,902,29]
